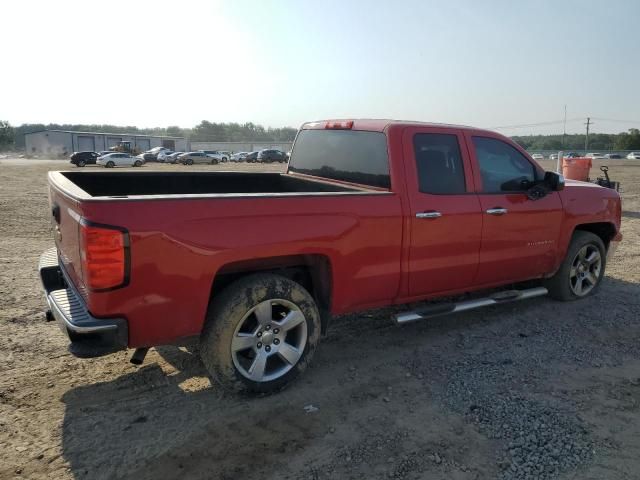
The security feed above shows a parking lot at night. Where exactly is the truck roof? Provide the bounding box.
[301,119,494,134]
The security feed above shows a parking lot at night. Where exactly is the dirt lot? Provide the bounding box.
[1,158,639,480]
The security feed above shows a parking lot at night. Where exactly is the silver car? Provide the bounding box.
[178,151,218,165]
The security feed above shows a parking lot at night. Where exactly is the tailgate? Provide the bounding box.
[49,179,85,295]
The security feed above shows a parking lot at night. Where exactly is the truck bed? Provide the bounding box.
[59,171,361,198]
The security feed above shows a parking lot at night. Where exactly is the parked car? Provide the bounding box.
[98,150,113,157]
[604,153,622,159]
[258,149,288,163]
[244,151,259,163]
[627,152,640,160]
[565,152,580,158]
[141,147,170,162]
[165,152,183,164]
[40,119,622,394]
[231,152,249,162]
[586,153,606,159]
[549,153,558,161]
[69,151,99,167]
[530,153,544,161]
[157,150,175,162]
[96,152,144,168]
[201,151,228,162]
[178,151,218,165]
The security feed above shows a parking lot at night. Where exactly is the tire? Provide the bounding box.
[77,160,86,167]
[544,231,606,301]
[106,161,115,168]
[200,273,321,394]
[186,159,193,165]
[134,160,142,167]
[211,158,218,165]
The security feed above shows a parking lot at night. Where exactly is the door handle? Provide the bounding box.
[416,211,442,219]
[486,207,508,216]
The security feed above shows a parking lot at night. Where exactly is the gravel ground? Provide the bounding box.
[1,158,639,480]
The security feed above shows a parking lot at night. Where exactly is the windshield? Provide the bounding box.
[289,129,390,189]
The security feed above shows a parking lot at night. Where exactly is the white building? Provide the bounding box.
[25,130,187,155]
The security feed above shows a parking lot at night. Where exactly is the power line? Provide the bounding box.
[590,117,640,124]
[489,118,583,130]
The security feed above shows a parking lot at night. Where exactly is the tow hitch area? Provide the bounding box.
[393,287,548,324]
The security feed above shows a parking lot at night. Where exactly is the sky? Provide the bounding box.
[1,0,639,135]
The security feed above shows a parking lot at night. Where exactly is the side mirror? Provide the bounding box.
[544,171,565,191]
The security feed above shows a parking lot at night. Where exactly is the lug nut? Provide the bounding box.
[265,325,271,331]
[265,345,271,352]
[273,328,280,334]
[257,342,262,348]
[257,331,262,337]
[274,338,280,345]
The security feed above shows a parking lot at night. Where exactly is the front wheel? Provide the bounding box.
[211,158,219,165]
[77,160,86,167]
[106,161,115,168]
[200,274,321,394]
[134,160,142,167]
[544,231,606,301]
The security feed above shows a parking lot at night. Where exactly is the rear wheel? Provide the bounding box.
[200,274,321,394]
[187,159,194,165]
[544,231,606,301]
[106,161,115,168]
[77,160,86,167]
[134,160,142,167]
[211,158,219,165]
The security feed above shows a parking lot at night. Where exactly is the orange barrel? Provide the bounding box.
[562,157,592,181]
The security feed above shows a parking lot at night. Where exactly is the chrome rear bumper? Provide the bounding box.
[39,247,128,357]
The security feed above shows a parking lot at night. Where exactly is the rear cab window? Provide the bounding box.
[289,129,391,189]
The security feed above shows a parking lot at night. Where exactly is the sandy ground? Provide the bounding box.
[0,158,639,480]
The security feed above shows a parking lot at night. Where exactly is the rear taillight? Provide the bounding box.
[80,223,128,291]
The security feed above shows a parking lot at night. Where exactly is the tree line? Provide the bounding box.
[1,120,639,152]
[512,129,640,151]
[0,121,298,150]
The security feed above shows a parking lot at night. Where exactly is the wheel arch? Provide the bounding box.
[208,254,333,334]
[573,222,617,250]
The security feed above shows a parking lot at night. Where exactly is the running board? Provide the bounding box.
[393,287,548,324]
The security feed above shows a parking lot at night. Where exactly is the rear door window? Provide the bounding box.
[413,133,466,194]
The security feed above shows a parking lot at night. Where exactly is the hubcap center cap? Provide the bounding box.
[261,331,275,346]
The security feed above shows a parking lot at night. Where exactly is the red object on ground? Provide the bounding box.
[562,157,592,181]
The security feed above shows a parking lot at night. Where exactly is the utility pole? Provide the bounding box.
[562,105,567,148]
[584,117,592,153]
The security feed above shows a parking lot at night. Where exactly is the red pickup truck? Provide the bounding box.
[40,119,622,393]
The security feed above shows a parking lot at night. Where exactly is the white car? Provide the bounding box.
[231,152,249,162]
[549,153,559,161]
[586,153,606,159]
[200,150,228,162]
[97,153,144,168]
[627,152,640,160]
[531,153,544,161]
[157,150,175,162]
[165,152,183,164]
